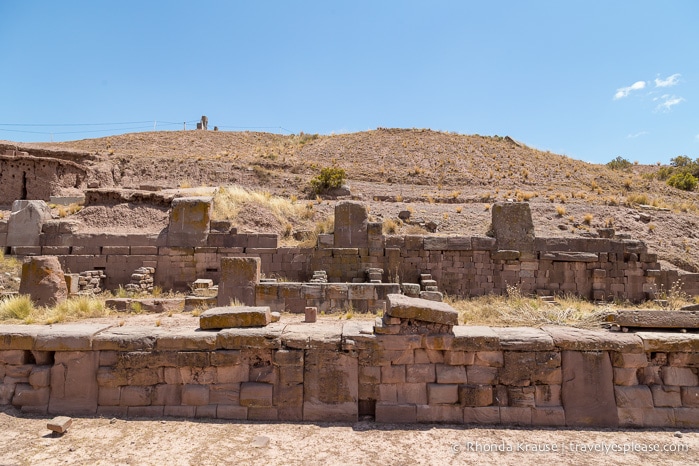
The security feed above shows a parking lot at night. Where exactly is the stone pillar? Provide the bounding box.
[167,196,212,247]
[19,256,68,306]
[218,257,261,306]
[6,200,52,247]
[561,351,618,427]
[491,202,535,253]
[333,201,368,248]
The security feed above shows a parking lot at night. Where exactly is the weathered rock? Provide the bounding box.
[19,256,68,306]
[6,200,52,247]
[47,416,72,434]
[386,294,458,326]
[540,252,599,262]
[199,306,271,329]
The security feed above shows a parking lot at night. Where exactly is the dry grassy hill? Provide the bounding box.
[5,128,699,273]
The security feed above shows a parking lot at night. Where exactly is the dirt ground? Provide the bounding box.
[0,407,695,466]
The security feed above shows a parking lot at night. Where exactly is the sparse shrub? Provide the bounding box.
[309,166,346,194]
[667,172,697,191]
[583,213,593,225]
[456,206,463,213]
[382,219,400,234]
[607,156,632,170]
[0,295,35,320]
[648,223,656,233]
[555,205,566,217]
[626,193,649,205]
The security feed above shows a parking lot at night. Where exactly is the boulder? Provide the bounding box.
[19,256,68,306]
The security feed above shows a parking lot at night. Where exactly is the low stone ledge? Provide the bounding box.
[216,324,285,349]
[155,329,218,351]
[451,326,499,351]
[492,327,554,351]
[542,326,644,352]
[92,327,160,351]
[106,298,185,313]
[540,252,599,262]
[34,324,112,351]
[281,322,343,350]
[636,332,699,352]
[0,325,42,350]
[612,310,699,329]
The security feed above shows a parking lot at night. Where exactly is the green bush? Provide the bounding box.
[667,172,698,191]
[310,166,346,194]
[606,156,632,170]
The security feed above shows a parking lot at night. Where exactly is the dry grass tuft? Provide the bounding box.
[0,295,110,324]
[212,185,304,225]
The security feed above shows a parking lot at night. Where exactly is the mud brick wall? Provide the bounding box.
[1,323,697,427]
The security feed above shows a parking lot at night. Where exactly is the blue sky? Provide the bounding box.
[0,1,697,165]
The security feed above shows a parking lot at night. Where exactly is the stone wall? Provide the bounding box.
[2,200,698,301]
[0,323,697,427]
[0,151,88,203]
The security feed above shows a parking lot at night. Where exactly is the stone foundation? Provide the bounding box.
[0,323,696,427]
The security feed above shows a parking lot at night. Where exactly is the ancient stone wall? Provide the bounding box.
[1,323,697,427]
[2,200,698,301]
[0,152,87,203]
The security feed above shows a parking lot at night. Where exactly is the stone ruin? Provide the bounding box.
[1,196,698,428]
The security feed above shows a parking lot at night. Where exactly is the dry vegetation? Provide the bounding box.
[4,127,699,271]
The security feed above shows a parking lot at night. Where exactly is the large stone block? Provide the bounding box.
[7,200,52,247]
[167,196,212,247]
[217,257,260,306]
[19,256,68,306]
[491,202,535,252]
[199,306,271,329]
[561,351,618,427]
[333,201,368,248]
[303,351,358,422]
[385,294,458,325]
[49,351,99,415]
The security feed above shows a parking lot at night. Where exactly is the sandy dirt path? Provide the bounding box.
[0,408,696,466]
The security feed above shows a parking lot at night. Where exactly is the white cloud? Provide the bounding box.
[627,131,648,139]
[614,80,646,100]
[655,94,685,112]
[655,73,681,88]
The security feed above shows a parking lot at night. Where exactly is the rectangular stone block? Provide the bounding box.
[459,385,493,407]
[216,405,248,420]
[463,406,500,425]
[436,364,467,384]
[614,385,653,408]
[239,382,273,407]
[427,383,459,405]
[375,403,417,423]
[561,351,618,427]
[416,404,463,423]
[681,387,699,407]
[181,384,209,406]
[531,407,566,426]
[199,306,271,329]
[393,383,425,405]
[661,366,698,386]
[499,406,532,426]
[535,385,561,407]
[381,365,406,384]
[651,385,682,408]
[406,364,436,383]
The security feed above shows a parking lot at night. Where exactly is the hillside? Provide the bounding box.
[2,128,698,273]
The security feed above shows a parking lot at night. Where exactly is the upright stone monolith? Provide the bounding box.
[167,196,212,247]
[333,201,368,248]
[218,257,261,306]
[491,202,535,253]
[6,200,52,247]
